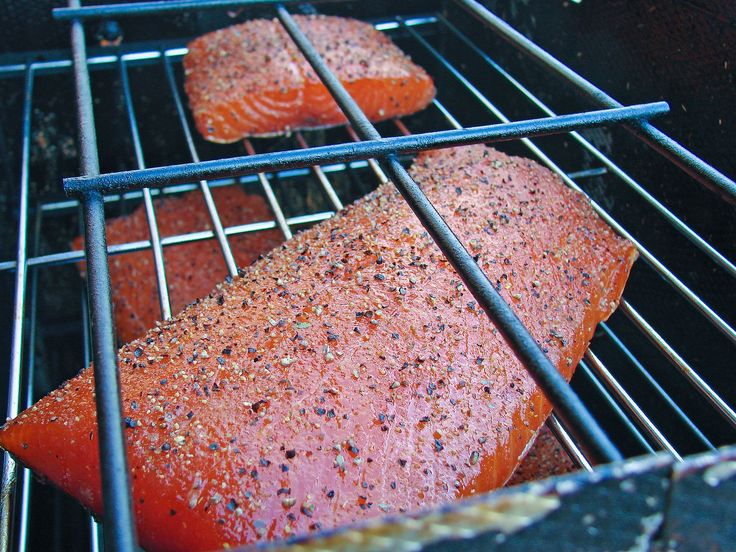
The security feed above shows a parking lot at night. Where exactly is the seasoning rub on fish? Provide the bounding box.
[184,15,436,142]
[0,145,637,551]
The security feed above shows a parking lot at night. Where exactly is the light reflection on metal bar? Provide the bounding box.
[345,126,389,184]
[17,209,42,552]
[547,415,593,472]
[295,132,344,211]
[584,351,682,461]
[161,53,238,276]
[119,57,172,320]
[578,361,656,455]
[1,64,34,552]
[620,300,736,429]
[243,139,293,240]
[599,321,716,450]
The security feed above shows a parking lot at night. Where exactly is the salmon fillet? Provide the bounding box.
[0,146,636,551]
[71,186,283,343]
[507,425,577,485]
[184,15,436,142]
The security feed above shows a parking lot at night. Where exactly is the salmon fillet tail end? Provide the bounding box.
[0,145,636,552]
[183,15,436,142]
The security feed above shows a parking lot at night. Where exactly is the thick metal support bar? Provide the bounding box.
[0,63,34,552]
[276,5,622,464]
[395,104,604,470]
[455,0,736,204]
[54,0,325,20]
[63,102,669,196]
[82,194,138,552]
[68,0,138,549]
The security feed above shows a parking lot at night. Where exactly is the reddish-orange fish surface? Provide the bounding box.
[71,187,283,343]
[184,15,436,142]
[0,146,636,551]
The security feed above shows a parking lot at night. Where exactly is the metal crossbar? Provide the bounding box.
[398,18,736,346]
[62,103,669,195]
[0,64,33,552]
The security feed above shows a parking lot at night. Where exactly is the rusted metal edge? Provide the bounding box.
[239,446,736,551]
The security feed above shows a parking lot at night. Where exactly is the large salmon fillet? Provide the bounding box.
[71,186,283,344]
[0,146,637,551]
[184,15,436,142]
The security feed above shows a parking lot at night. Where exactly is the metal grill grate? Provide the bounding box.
[1,1,734,550]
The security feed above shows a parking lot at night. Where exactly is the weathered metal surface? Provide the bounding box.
[654,447,736,552]
[246,447,736,551]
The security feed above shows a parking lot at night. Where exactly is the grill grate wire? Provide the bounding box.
[0,1,734,551]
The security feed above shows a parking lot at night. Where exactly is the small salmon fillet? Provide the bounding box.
[184,15,436,142]
[0,146,636,551]
[71,186,283,343]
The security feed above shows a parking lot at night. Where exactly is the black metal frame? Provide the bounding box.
[0,1,733,551]
[64,103,668,195]
[69,1,138,550]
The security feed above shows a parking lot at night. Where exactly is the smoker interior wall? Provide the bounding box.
[483,0,735,176]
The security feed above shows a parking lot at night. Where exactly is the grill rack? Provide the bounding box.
[1,0,734,550]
